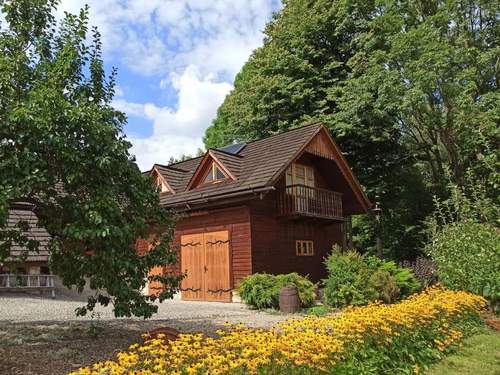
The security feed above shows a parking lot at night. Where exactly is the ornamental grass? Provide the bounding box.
[71,287,486,375]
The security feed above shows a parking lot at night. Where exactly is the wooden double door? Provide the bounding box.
[180,230,231,302]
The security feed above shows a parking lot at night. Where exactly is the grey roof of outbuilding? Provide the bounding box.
[151,123,323,207]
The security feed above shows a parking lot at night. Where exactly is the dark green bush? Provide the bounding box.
[238,272,316,309]
[366,256,421,298]
[323,246,421,308]
[368,271,400,304]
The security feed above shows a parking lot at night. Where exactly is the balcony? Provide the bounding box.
[277,184,343,220]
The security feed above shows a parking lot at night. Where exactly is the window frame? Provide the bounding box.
[201,161,228,185]
[286,163,315,187]
[296,240,314,256]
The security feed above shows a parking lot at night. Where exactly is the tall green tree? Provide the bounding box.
[204,0,432,258]
[0,0,180,318]
[342,0,499,193]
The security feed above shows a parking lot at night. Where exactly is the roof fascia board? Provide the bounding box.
[319,126,372,212]
[151,165,176,194]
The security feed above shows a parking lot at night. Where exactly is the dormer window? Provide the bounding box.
[203,162,227,184]
[154,173,171,194]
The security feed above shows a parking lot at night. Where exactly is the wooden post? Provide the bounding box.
[50,276,55,299]
[373,202,383,257]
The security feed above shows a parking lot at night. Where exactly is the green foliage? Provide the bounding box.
[323,249,369,307]
[202,0,438,259]
[238,272,316,309]
[368,271,400,304]
[305,305,329,317]
[366,256,422,298]
[204,0,498,259]
[0,0,181,318]
[323,246,420,308]
[426,176,500,313]
[428,222,500,313]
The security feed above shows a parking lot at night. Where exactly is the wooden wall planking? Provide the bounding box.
[249,192,343,282]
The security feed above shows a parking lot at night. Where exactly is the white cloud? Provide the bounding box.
[55,0,279,170]
[57,0,277,77]
[118,66,232,170]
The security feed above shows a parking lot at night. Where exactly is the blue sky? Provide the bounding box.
[58,0,281,170]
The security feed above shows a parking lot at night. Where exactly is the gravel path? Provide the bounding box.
[0,294,303,374]
[0,294,294,330]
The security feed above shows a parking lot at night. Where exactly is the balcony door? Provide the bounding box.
[286,163,315,213]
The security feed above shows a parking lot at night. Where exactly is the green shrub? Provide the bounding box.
[366,256,421,297]
[427,221,500,313]
[238,272,316,309]
[323,246,421,308]
[323,249,369,307]
[306,305,330,316]
[368,271,400,304]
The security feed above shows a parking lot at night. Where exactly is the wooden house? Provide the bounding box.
[138,123,371,302]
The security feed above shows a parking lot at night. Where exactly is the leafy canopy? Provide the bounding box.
[204,0,498,258]
[0,0,180,318]
[426,174,500,312]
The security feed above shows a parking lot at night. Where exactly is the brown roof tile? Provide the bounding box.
[155,123,323,207]
[4,204,51,262]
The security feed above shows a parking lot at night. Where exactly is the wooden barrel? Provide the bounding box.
[279,285,300,313]
[145,326,180,342]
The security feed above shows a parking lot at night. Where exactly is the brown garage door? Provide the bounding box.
[180,230,231,302]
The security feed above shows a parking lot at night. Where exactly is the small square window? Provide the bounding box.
[296,240,314,256]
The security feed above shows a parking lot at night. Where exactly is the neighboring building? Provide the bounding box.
[0,202,51,275]
[138,123,371,301]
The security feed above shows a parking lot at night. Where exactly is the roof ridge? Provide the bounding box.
[209,148,244,158]
[149,122,323,172]
[241,121,324,147]
[158,165,190,173]
[154,155,205,169]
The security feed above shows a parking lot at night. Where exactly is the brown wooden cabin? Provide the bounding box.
[137,123,371,302]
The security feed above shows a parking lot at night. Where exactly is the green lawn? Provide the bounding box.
[426,329,500,374]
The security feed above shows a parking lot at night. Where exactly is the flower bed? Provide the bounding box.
[71,287,485,375]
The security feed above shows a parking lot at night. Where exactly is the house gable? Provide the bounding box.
[150,166,175,194]
[270,125,371,214]
[186,150,237,190]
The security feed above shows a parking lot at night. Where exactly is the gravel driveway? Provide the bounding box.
[0,294,293,330]
[0,294,299,374]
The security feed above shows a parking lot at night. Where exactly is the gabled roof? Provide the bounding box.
[149,123,371,213]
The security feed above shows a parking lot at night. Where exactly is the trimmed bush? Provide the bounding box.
[324,246,421,308]
[238,272,316,309]
[72,287,486,375]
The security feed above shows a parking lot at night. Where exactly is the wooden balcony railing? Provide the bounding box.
[278,184,343,220]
